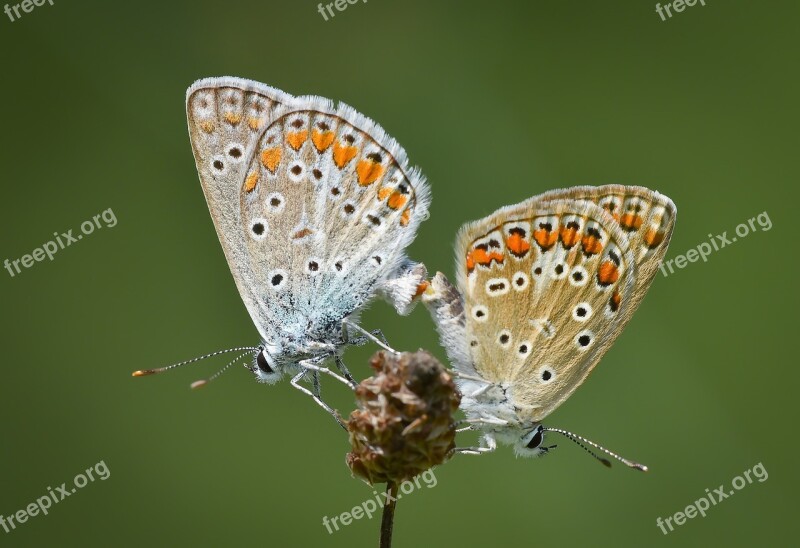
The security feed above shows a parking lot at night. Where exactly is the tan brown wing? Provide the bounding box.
[535,185,676,311]
[454,198,637,423]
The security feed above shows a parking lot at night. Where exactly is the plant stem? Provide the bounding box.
[379,482,399,548]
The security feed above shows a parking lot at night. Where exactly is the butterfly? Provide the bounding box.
[134,77,430,424]
[422,185,676,469]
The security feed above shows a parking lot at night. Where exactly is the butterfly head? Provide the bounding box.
[514,424,553,458]
[252,343,285,384]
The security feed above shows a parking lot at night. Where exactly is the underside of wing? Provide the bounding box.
[455,198,637,423]
[186,77,295,339]
[534,185,676,307]
[238,99,430,341]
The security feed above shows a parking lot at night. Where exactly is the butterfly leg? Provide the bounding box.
[450,433,497,457]
[346,328,392,350]
[453,417,509,428]
[451,371,492,384]
[452,417,508,434]
[289,370,346,430]
[333,354,357,386]
[342,319,397,353]
[299,358,356,390]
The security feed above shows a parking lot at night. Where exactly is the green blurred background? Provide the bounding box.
[1,0,796,546]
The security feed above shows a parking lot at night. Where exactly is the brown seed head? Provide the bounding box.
[346,351,460,485]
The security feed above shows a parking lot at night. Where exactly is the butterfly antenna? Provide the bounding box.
[544,427,648,472]
[190,351,253,390]
[132,346,258,377]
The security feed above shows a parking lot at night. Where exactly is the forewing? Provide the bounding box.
[455,198,637,423]
[186,77,294,339]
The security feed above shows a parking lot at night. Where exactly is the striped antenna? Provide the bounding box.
[190,351,253,390]
[132,346,258,377]
[544,427,648,472]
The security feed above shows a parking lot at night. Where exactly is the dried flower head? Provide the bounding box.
[346,351,461,485]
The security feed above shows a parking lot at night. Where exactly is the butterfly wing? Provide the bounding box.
[534,185,676,311]
[452,193,671,423]
[187,77,296,340]
[189,79,430,345]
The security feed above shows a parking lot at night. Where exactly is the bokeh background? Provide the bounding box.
[1,1,797,546]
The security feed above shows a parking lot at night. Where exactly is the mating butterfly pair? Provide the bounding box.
[135,77,675,467]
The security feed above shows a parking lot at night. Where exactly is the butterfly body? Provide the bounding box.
[424,186,675,458]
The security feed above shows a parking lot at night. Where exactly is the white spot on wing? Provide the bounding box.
[485,277,510,297]
[471,305,489,323]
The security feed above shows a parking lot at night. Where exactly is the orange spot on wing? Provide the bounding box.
[472,248,490,265]
[466,252,476,273]
[581,235,603,255]
[506,233,531,257]
[597,261,620,286]
[293,228,314,240]
[333,141,358,169]
[469,247,504,269]
[377,186,392,201]
[610,291,621,312]
[260,147,282,173]
[619,213,643,232]
[199,121,215,133]
[400,209,411,227]
[414,281,429,298]
[223,112,241,125]
[244,171,259,193]
[286,130,308,151]
[560,226,580,248]
[356,159,385,186]
[248,117,263,130]
[533,229,558,250]
[387,191,408,210]
[644,229,665,248]
[311,129,335,152]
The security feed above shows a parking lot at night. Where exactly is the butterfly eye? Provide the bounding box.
[256,351,274,374]
[525,426,544,449]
